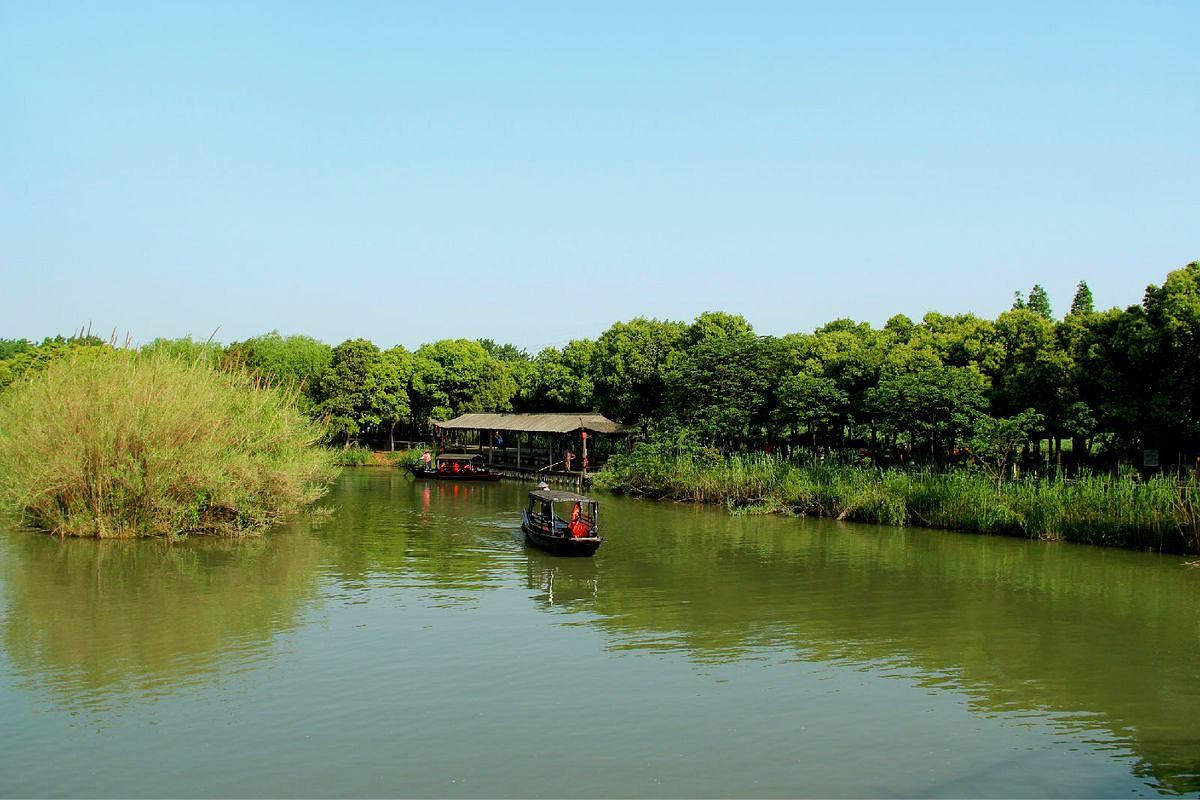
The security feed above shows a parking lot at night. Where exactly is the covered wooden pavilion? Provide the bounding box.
[431,412,628,477]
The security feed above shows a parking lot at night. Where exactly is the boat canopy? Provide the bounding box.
[528,489,595,504]
[436,453,484,462]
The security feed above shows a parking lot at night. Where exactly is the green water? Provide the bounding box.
[1,470,1198,798]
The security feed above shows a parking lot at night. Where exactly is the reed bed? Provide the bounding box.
[597,452,1199,553]
[330,445,374,466]
[0,348,338,537]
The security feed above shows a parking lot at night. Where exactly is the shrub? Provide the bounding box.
[0,348,339,537]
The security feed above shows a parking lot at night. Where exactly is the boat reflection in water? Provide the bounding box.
[525,558,600,608]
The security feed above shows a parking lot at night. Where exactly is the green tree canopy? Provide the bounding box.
[593,317,688,424]
[317,338,382,446]
[413,339,518,423]
[667,333,779,447]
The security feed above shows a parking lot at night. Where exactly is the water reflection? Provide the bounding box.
[574,496,1200,794]
[0,527,322,710]
[315,471,520,594]
[3,470,1198,795]
[524,558,600,609]
[366,474,1200,794]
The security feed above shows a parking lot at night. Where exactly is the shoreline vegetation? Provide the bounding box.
[2,260,1200,549]
[595,450,1200,554]
[0,348,338,538]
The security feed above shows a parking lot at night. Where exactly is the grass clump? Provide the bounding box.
[0,348,339,538]
[330,445,374,466]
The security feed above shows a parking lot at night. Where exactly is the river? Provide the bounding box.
[1,469,1197,797]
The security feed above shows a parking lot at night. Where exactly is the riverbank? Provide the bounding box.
[594,453,1200,553]
[328,446,416,467]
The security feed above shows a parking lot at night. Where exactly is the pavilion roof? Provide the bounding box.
[432,412,626,435]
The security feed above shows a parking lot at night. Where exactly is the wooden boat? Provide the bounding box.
[408,453,503,481]
[521,489,602,556]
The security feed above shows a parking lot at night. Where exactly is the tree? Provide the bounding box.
[1027,285,1053,319]
[988,309,1070,455]
[777,369,848,448]
[883,314,915,345]
[0,339,33,361]
[916,313,1001,372]
[970,410,1045,491]
[223,331,333,414]
[666,333,779,447]
[868,345,989,464]
[1142,261,1200,454]
[1057,285,1100,461]
[806,320,889,449]
[371,347,413,450]
[1073,306,1157,458]
[593,317,688,424]
[518,340,597,412]
[477,339,530,363]
[0,336,110,394]
[1069,281,1095,317]
[412,339,517,425]
[317,339,382,447]
[140,336,224,365]
[683,311,754,348]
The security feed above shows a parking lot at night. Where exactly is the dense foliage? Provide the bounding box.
[3,261,1199,471]
[0,349,337,537]
[594,452,1200,553]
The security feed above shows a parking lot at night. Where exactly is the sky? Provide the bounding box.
[2,1,1197,353]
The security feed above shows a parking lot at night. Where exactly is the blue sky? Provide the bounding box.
[2,1,1197,352]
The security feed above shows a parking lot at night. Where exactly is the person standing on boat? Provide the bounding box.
[421,450,432,472]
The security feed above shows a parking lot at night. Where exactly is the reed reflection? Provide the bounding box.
[0,527,323,709]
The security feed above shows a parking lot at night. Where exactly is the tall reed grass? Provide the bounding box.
[0,348,339,537]
[597,452,1199,553]
[330,445,374,466]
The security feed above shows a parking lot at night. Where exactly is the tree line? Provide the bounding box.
[2,260,1198,472]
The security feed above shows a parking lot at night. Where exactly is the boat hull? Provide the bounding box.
[409,467,503,482]
[522,513,601,557]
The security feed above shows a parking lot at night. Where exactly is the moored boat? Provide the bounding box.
[409,453,503,481]
[521,488,602,556]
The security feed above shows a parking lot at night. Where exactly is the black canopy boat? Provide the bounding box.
[409,453,503,481]
[522,488,602,556]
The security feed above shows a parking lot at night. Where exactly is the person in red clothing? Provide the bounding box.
[569,502,589,537]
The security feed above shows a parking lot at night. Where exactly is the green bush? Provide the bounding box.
[0,348,339,537]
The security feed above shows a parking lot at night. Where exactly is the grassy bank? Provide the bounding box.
[0,349,339,538]
[595,452,1200,553]
[328,447,422,467]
